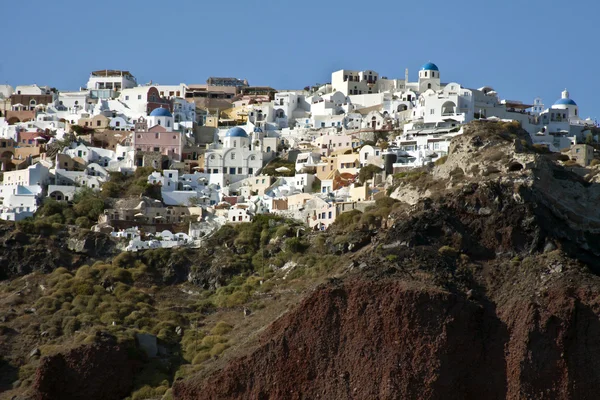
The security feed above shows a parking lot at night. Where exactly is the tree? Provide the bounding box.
[358,165,383,184]
[586,134,594,144]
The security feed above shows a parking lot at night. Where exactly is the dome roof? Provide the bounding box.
[150,107,173,117]
[421,62,439,71]
[554,98,577,106]
[225,127,249,138]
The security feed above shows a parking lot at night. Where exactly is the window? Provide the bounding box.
[430,109,435,115]
[138,95,142,100]
[96,120,101,126]
[229,167,236,174]
[116,121,120,127]
[173,135,176,139]
[176,91,180,96]
[238,167,242,174]
[155,133,159,139]
[153,147,160,152]
[231,153,235,160]
[248,168,253,174]
[125,96,129,100]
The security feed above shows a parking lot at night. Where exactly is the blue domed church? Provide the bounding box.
[203,126,265,182]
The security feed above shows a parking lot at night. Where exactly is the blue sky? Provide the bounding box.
[2,0,599,118]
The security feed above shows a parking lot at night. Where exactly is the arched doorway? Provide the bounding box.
[441,101,457,116]
[49,191,67,201]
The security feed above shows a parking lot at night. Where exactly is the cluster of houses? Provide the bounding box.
[0,64,597,249]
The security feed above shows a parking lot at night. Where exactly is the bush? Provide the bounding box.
[209,342,229,357]
[532,144,550,154]
[112,252,138,269]
[210,321,233,336]
[201,335,227,349]
[192,351,211,364]
[284,237,308,253]
[358,164,383,184]
[75,216,92,228]
[434,156,448,166]
[438,246,459,258]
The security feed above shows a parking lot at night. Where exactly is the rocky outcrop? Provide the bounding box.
[66,231,116,257]
[0,226,117,280]
[32,341,136,400]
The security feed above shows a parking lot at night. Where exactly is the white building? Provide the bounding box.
[331,69,380,96]
[359,145,383,167]
[86,70,137,98]
[204,127,265,181]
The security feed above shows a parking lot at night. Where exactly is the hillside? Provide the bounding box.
[2,121,600,399]
[173,121,600,399]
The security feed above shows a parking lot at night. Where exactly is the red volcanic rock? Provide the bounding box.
[32,341,136,400]
[174,277,600,400]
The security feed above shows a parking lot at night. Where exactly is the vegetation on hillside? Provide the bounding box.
[0,214,347,397]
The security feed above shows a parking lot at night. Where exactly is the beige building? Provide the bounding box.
[336,153,360,174]
[570,144,594,166]
[79,114,111,131]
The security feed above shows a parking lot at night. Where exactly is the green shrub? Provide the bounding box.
[131,384,169,400]
[438,246,459,257]
[112,252,138,269]
[75,216,92,229]
[275,224,291,238]
[434,156,448,166]
[200,335,227,349]
[358,164,383,184]
[209,342,229,357]
[192,351,211,364]
[210,321,233,336]
[532,144,550,154]
[284,237,308,253]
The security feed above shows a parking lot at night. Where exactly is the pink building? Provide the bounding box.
[132,116,183,163]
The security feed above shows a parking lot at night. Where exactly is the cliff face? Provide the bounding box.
[173,276,600,400]
[174,280,507,400]
[173,123,600,399]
